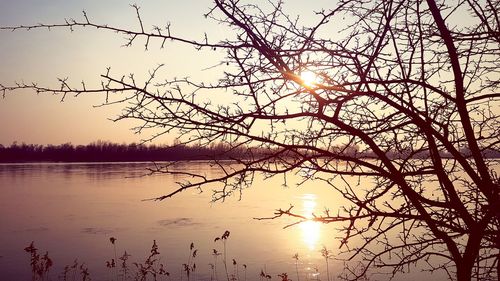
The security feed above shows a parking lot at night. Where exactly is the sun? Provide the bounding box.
[300,71,317,87]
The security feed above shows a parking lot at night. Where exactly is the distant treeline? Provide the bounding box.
[0,141,253,162]
[0,141,498,163]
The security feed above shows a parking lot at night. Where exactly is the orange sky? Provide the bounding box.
[0,0,331,145]
[0,1,217,145]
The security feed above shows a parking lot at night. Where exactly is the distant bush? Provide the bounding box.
[0,141,258,162]
[1,141,498,163]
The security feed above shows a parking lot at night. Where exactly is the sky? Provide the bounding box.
[0,0,333,146]
[1,1,492,147]
[0,0,220,145]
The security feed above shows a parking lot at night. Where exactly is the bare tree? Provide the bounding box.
[1,0,499,280]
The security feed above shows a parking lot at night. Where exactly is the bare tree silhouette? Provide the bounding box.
[1,1,499,280]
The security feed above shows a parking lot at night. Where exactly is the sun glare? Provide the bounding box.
[300,71,317,87]
[300,194,320,250]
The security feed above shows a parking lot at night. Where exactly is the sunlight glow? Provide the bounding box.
[300,194,320,250]
[300,71,317,87]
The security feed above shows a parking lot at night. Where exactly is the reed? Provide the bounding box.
[23,233,339,281]
[320,246,333,281]
[182,242,197,281]
[293,253,300,281]
[24,241,53,281]
[215,230,231,281]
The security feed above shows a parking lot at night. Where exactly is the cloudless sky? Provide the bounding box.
[0,0,333,145]
[0,0,220,145]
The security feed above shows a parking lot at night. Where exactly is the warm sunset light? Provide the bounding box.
[0,1,497,280]
[300,194,320,250]
[301,220,321,250]
[300,71,317,87]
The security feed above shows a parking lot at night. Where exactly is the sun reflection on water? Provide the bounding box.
[300,194,320,250]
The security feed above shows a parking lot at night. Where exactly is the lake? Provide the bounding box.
[0,162,445,280]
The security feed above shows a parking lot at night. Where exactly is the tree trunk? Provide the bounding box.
[456,260,473,281]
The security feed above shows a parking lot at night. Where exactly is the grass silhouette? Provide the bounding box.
[24,232,336,281]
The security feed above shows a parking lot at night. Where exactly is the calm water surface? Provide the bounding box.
[0,162,444,280]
